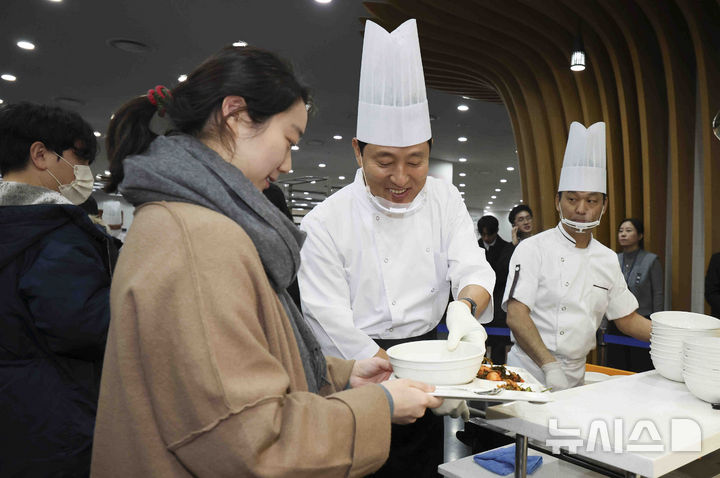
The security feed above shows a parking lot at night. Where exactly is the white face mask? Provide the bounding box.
[46,154,94,205]
[359,155,426,217]
[558,206,605,233]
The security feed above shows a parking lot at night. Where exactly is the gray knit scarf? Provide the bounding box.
[119,134,327,393]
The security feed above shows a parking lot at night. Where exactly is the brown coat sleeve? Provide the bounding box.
[122,203,390,477]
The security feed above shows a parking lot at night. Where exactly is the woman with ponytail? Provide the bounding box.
[90,46,440,478]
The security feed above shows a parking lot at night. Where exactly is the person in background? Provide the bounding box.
[706,252,720,318]
[91,45,441,478]
[79,196,122,270]
[605,218,662,371]
[508,204,534,246]
[102,200,126,242]
[477,215,514,364]
[504,122,651,390]
[0,102,111,476]
[298,20,494,478]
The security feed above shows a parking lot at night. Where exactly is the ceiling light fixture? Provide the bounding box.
[178,74,187,82]
[17,41,35,50]
[2,74,17,82]
[457,104,469,112]
[315,0,332,3]
[233,40,248,47]
[488,201,494,205]
[459,183,465,187]
[48,0,63,2]
[507,166,515,171]
[338,175,345,180]
[310,181,316,184]
[500,179,507,183]
[304,192,309,195]
[291,145,300,151]
[0,99,4,104]
[458,157,467,162]
[333,134,342,140]
[495,188,501,192]
[459,173,466,177]
[491,195,497,199]
[570,26,586,72]
[94,131,101,137]
[104,170,111,175]
[318,163,326,168]
[289,169,294,173]
[457,136,467,142]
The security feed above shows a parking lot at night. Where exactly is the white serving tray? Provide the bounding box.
[430,366,554,403]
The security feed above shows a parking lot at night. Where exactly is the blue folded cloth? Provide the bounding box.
[473,444,543,476]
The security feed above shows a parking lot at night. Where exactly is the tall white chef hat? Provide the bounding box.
[356,19,431,148]
[558,121,607,194]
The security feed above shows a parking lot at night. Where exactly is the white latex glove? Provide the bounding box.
[446,300,487,353]
[431,399,470,421]
[541,361,570,391]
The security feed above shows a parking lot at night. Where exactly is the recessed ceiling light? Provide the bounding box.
[333,134,342,140]
[488,201,494,205]
[291,199,296,203]
[462,96,471,99]
[520,199,523,202]
[500,179,507,183]
[17,41,35,50]
[507,166,515,171]
[495,188,501,192]
[318,163,326,168]
[48,0,62,2]
[457,104,469,112]
[338,175,345,180]
[291,145,300,151]
[459,183,465,187]
[299,203,307,207]
[284,184,288,187]
[457,136,467,142]
[310,180,316,184]
[304,192,309,195]
[0,99,4,104]
[458,157,467,162]
[2,74,17,82]
[460,191,465,195]
[94,131,101,137]
[289,169,294,173]
[513,204,518,207]
[491,195,497,199]
[233,40,248,47]
[178,74,187,82]
[459,173,466,177]
[315,0,332,3]
[104,170,111,175]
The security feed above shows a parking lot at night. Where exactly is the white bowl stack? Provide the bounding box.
[682,337,720,404]
[649,311,720,382]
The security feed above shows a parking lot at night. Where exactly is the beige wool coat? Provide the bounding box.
[91,202,391,477]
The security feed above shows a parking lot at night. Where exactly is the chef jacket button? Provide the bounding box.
[384,257,389,263]
[389,327,394,332]
[561,306,567,311]
[392,300,397,306]
[560,330,565,335]
[431,288,435,293]
[561,257,565,262]
[375,215,380,221]
[426,247,430,253]
[564,281,569,286]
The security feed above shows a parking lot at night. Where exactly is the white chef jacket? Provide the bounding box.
[502,223,638,386]
[298,169,495,360]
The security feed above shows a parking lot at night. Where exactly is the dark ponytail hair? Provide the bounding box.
[618,217,645,249]
[105,45,311,192]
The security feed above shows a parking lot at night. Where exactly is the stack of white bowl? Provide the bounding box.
[649,311,720,382]
[682,337,720,404]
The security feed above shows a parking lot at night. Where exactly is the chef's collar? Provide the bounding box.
[555,222,597,249]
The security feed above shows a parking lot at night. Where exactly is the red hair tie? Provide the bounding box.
[147,85,172,117]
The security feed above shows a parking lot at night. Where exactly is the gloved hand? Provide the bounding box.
[541,361,570,391]
[446,300,487,353]
[431,399,470,421]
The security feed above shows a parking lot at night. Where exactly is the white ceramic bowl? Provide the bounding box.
[650,353,684,382]
[683,356,720,371]
[684,374,720,403]
[684,336,720,352]
[651,311,720,330]
[387,340,485,385]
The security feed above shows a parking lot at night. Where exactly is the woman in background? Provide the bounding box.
[90,45,441,477]
[605,218,663,372]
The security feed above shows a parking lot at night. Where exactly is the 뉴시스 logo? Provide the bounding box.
[545,418,701,454]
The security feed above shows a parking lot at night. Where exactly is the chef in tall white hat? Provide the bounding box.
[503,122,652,390]
[297,19,495,477]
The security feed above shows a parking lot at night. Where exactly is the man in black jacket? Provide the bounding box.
[478,215,514,364]
[0,102,111,477]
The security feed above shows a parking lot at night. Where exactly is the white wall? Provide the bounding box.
[92,191,135,230]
